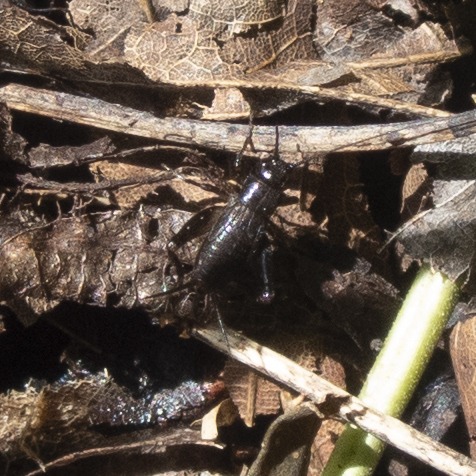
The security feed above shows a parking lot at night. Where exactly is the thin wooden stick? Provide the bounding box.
[1,85,474,159]
[24,429,221,476]
[193,326,476,476]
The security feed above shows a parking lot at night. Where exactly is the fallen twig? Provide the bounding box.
[16,171,173,193]
[193,326,476,476]
[1,85,475,159]
[24,429,222,476]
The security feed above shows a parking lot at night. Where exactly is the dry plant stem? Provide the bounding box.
[193,321,475,476]
[24,431,222,476]
[1,85,474,159]
[166,78,452,118]
[322,266,460,476]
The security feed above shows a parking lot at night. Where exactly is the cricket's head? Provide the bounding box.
[257,157,291,188]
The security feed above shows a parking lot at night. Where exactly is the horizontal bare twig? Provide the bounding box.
[17,171,173,193]
[193,326,476,476]
[25,429,221,476]
[166,77,452,118]
[1,85,475,160]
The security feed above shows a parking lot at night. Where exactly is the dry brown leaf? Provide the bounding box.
[223,330,346,428]
[450,313,476,458]
[0,208,196,327]
[92,161,164,208]
[27,137,115,169]
[309,419,345,475]
[396,178,476,281]
[201,398,239,440]
[1,1,464,123]
[94,160,219,208]
[224,361,282,426]
[125,13,239,81]
[201,88,251,121]
[400,163,432,221]
[0,5,149,84]
[313,0,460,105]
[69,0,148,60]
[321,153,390,275]
[247,402,320,476]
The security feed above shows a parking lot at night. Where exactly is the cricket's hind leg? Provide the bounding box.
[167,206,223,253]
[247,229,276,305]
[257,242,275,304]
[209,293,231,355]
[160,205,224,292]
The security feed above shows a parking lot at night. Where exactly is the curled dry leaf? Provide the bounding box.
[313,0,460,105]
[0,4,151,85]
[247,403,321,476]
[201,398,239,440]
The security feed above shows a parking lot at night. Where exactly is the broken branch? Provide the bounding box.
[1,85,474,159]
[193,326,476,476]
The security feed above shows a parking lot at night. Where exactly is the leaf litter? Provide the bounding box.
[0,0,475,474]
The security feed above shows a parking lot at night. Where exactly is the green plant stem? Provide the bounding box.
[322,266,460,476]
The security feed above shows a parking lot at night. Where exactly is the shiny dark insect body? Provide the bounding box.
[163,134,295,305]
[191,156,290,299]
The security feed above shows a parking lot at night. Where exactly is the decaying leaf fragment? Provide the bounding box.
[1,0,464,121]
[0,374,223,476]
[224,329,347,423]
[0,207,196,327]
[200,398,239,440]
[396,136,476,282]
[450,306,476,458]
[312,0,460,105]
[223,328,347,471]
[247,403,321,476]
[26,137,115,169]
[0,4,151,84]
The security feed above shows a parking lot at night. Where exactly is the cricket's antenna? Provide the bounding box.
[144,280,196,299]
[212,294,231,355]
[235,111,256,170]
[274,125,279,158]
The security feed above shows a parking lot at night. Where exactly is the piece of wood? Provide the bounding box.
[1,85,472,160]
[193,325,476,476]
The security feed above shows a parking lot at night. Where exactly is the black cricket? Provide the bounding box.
[161,127,297,309]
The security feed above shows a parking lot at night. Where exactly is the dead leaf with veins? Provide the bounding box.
[396,137,476,282]
[450,303,476,458]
